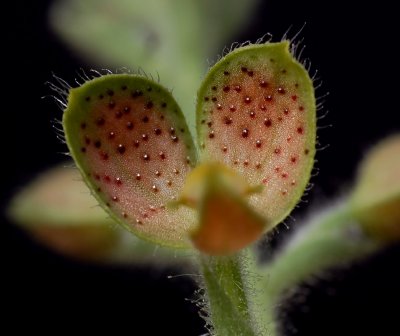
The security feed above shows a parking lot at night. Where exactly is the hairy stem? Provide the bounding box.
[199,248,271,336]
[260,202,380,335]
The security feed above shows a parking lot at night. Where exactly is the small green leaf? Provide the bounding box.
[197,41,316,231]
[63,74,197,248]
[350,134,400,241]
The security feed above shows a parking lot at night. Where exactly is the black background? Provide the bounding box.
[3,1,399,335]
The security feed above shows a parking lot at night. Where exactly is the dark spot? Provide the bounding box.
[106,203,110,207]
[242,129,249,138]
[211,97,217,102]
[241,67,247,73]
[109,131,115,139]
[209,131,215,139]
[171,135,179,142]
[161,102,167,108]
[127,121,134,130]
[167,180,172,186]
[136,173,141,180]
[284,108,289,115]
[95,174,100,180]
[250,111,256,118]
[229,105,236,112]
[170,127,176,135]
[297,127,304,134]
[159,152,166,160]
[222,146,228,153]
[143,153,150,161]
[122,212,128,218]
[85,136,91,145]
[282,190,288,196]
[207,121,212,127]
[299,106,304,111]
[160,115,165,120]
[85,97,90,102]
[100,152,109,160]
[94,140,101,148]
[216,103,222,110]
[173,169,180,175]
[142,134,149,141]
[180,128,185,133]
[147,86,152,92]
[260,105,266,111]
[212,86,217,91]
[223,86,230,92]
[115,110,122,119]
[145,101,153,110]
[281,173,288,178]
[275,167,281,172]
[117,144,126,154]
[134,140,140,148]
[204,97,210,102]
[132,90,143,98]
[243,160,249,166]
[99,94,104,99]
[104,175,111,183]
[121,85,127,91]
[224,71,230,76]
[244,96,251,104]
[108,100,116,109]
[115,177,122,185]
[234,85,242,92]
[291,156,297,163]
[281,69,287,74]
[291,95,298,101]
[295,83,299,88]
[154,128,162,135]
[234,160,239,165]
[106,89,114,96]
[155,170,161,177]
[224,116,233,125]
[123,106,131,114]
[80,123,86,129]
[278,86,286,94]
[264,119,272,127]
[256,163,262,169]
[278,116,283,122]
[201,120,205,124]
[265,95,273,102]
[304,149,310,155]
[97,187,101,192]
[152,185,159,193]
[256,140,262,148]
[96,118,105,126]
[142,116,149,123]
[112,196,118,202]
[274,148,281,154]
[260,80,268,88]
[81,147,86,153]
[247,70,254,77]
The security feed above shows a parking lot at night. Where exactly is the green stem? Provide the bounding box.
[260,202,380,335]
[199,248,269,336]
